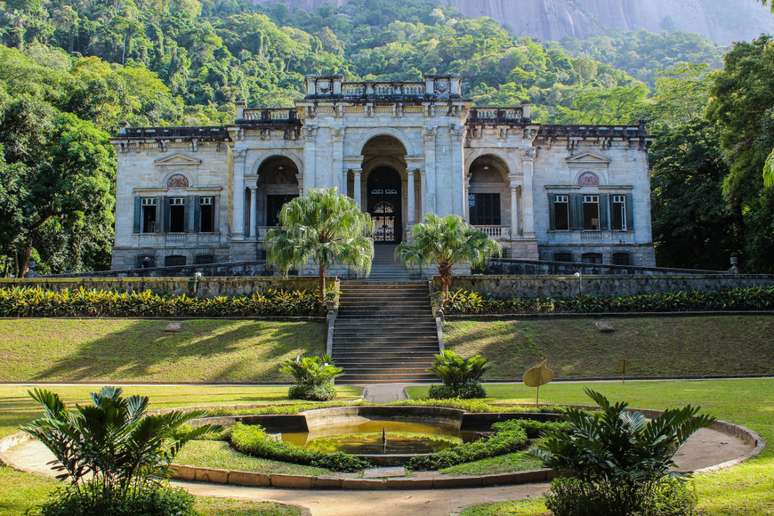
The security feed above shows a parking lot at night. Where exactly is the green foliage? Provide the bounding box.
[22,386,217,510]
[267,188,374,297]
[533,389,713,515]
[0,286,325,317]
[33,482,196,516]
[443,287,774,315]
[399,214,500,297]
[229,423,370,472]
[428,349,489,399]
[491,419,571,439]
[282,354,343,401]
[406,421,528,470]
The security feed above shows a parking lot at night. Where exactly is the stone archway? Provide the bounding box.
[467,154,512,239]
[248,156,300,238]
[367,167,403,243]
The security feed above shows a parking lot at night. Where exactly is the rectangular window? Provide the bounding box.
[583,195,600,230]
[581,253,603,264]
[168,197,185,233]
[199,196,215,233]
[164,255,186,267]
[612,252,631,265]
[141,198,157,233]
[470,193,501,226]
[554,252,573,262]
[553,194,569,230]
[611,195,627,231]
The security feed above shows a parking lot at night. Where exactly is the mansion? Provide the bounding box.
[111,74,656,271]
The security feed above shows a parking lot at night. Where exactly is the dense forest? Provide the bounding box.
[0,0,772,274]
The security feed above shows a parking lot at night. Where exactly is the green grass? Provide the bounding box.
[440,450,543,476]
[0,318,325,383]
[408,379,774,515]
[444,315,774,379]
[177,440,330,476]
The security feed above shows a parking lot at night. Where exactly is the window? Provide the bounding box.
[164,255,186,266]
[199,196,215,232]
[469,193,501,226]
[194,254,215,265]
[168,197,185,233]
[141,198,157,233]
[583,195,600,230]
[553,194,569,230]
[581,253,603,264]
[611,195,627,230]
[554,252,573,262]
[612,252,631,266]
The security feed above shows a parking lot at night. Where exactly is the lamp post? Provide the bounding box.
[574,271,583,296]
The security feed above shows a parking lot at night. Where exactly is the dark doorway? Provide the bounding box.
[266,194,298,226]
[367,167,402,243]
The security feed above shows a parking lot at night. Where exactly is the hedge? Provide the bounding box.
[229,423,370,472]
[0,286,325,317]
[443,287,774,315]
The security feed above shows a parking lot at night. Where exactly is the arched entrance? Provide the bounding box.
[367,167,402,243]
[251,156,299,237]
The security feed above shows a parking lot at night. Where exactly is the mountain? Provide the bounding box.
[253,0,774,45]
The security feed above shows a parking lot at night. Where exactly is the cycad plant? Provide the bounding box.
[282,354,344,401]
[532,388,715,515]
[266,188,374,299]
[398,214,501,299]
[428,349,490,399]
[21,386,218,508]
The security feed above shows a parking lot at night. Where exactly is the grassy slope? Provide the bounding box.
[408,379,774,515]
[0,384,361,515]
[0,319,325,383]
[444,315,774,379]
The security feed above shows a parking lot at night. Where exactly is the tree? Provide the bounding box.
[266,188,374,298]
[397,214,501,298]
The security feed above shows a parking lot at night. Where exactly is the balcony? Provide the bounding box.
[237,108,300,126]
[467,107,529,126]
[474,225,512,240]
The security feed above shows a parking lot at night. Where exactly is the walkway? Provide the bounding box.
[362,383,408,402]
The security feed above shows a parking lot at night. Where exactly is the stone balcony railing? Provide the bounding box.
[467,107,530,125]
[237,108,299,124]
[474,225,512,240]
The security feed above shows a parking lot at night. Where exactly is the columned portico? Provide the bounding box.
[248,186,257,238]
[510,182,520,237]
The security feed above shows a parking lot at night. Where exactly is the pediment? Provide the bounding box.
[154,153,201,167]
[565,152,610,166]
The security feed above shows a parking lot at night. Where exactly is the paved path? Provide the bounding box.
[362,383,408,402]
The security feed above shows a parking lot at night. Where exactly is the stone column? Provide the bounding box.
[522,152,535,238]
[422,128,437,215]
[510,182,520,238]
[353,169,362,209]
[232,150,246,239]
[248,186,257,239]
[407,168,416,227]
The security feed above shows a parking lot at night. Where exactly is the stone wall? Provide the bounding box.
[441,274,774,299]
[0,276,330,298]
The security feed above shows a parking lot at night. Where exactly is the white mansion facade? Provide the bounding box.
[111,74,656,270]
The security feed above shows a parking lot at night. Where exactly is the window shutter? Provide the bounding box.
[547,193,555,230]
[156,196,165,233]
[194,196,201,233]
[133,197,142,233]
[599,193,610,230]
[625,193,634,231]
[162,196,171,233]
[212,196,218,233]
[570,194,584,230]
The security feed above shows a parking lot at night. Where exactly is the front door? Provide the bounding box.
[367,167,402,243]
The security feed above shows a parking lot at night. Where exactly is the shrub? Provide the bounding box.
[33,482,195,516]
[443,287,774,315]
[429,350,489,399]
[230,423,370,472]
[491,418,571,439]
[545,477,697,516]
[282,354,343,401]
[407,423,527,470]
[0,286,325,317]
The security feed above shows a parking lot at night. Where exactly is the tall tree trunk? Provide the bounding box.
[20,246,32,278]
[319,264,326,301]
[438,262,453,299]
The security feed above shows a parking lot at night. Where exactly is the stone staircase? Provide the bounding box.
[333,281,439,384]
[367,244,414,281]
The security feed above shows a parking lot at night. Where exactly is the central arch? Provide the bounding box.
[367,167,402,243]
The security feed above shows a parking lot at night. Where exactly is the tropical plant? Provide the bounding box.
[428,349,489,399]
[532,389,715,515]
[266,188,374,299]
[397,214,501,299]
[21,386,219,511]
[282,354,344,401]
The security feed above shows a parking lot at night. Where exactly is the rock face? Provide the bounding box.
[253,0,774,45]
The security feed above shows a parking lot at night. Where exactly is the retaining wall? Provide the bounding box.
[443,274,774,299]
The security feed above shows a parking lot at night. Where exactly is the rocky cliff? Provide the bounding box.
[254,0,774,45]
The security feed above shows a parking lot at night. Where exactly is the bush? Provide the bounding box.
[0,286,325,317]
[288,383,336,402]
[407,423,528,470]
[428,380,486,400]
[33,479,196,516]
[491,418,571,438]
[444,287,774,315]
[545,476,697,516]
[429,350,488,399]
[230,423,370,472]
[283,354,343,401]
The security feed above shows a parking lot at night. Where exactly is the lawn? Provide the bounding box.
[444,315,774,379]
[408,379,774,515]
[0,318,325,383]
[0,384,361,515]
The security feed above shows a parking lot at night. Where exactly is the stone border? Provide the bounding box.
[446,310,774,320]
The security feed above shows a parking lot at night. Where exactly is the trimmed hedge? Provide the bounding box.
[491,419,571,439]
[0,286,325,317]
[444,287,774,315]
[229,423,370,472]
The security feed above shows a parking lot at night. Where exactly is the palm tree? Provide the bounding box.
[397,214,501,298]
[266,188,374,298]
